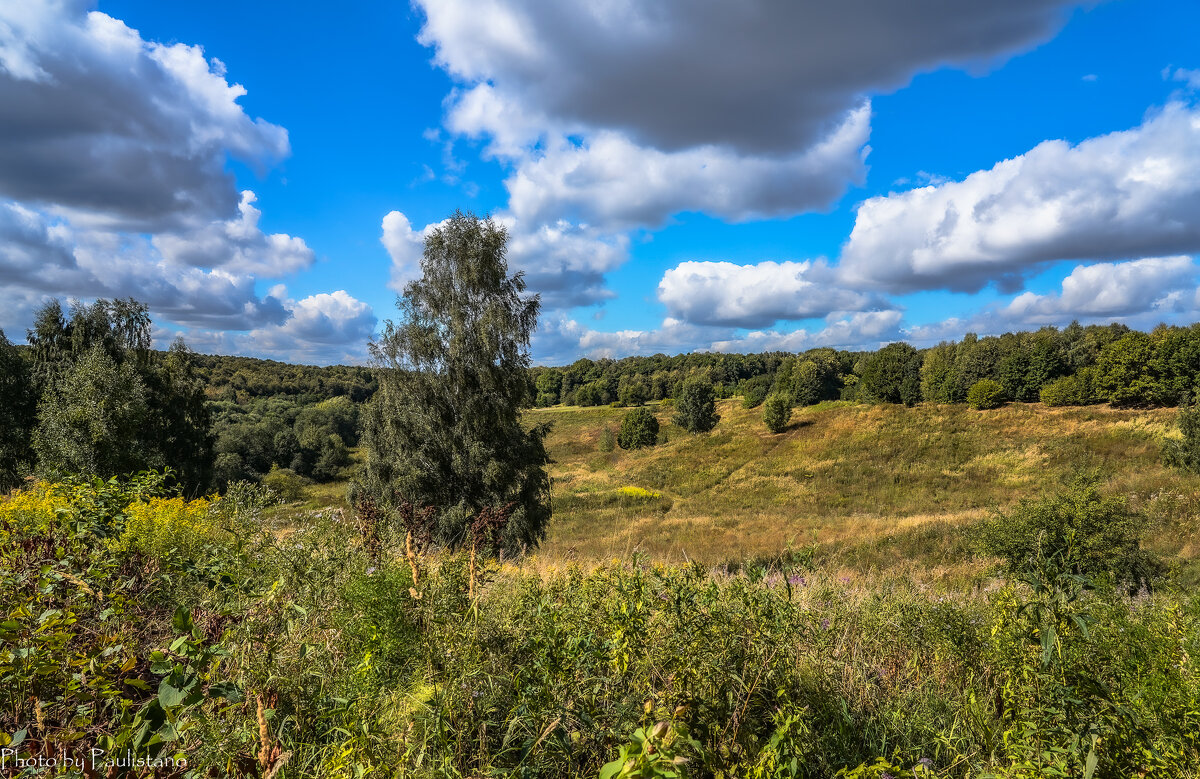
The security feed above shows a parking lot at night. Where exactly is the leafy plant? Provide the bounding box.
[619,408,660,450]
[967,378,1006,410]
[763,392,791,434]
[673,377,719,433]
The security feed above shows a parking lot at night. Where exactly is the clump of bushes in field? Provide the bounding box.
[1,474,1197,777]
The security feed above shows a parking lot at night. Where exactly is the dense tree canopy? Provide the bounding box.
[23,299,214,494]
[359,212,551,553]
[0,330,36,491]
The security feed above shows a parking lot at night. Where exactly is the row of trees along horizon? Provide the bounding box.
[4,299,1200,497]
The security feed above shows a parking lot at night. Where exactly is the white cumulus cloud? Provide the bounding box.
[657,259,877,328]
[838,102,1200,293]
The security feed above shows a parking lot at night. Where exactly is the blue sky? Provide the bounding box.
[1,0,1199,364]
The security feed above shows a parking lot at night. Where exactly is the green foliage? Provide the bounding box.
[192,352,377,404]
[763,392,791,434]
[599,721,700,778]
[0,330,35,491]
[618,408,660,450]
[33,345,155,479]
[536,369,563,406]
[211,394,356,487]
[618,375,651,406]
[1095,331,1165,407]
[23,299,213,493]
[1040,367,1102,406]
[1163,399,1200,474]
[360,212,551,553]
[262,465,310,502]
[4,475,1200,777]
[859,342,922,406]
[967,378,1006,410]
[979,477,1160,591]
[739,374,772,409]
[673,377,720,433]
[919,342,957,403]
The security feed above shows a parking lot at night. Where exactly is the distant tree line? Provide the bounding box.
[529,321,1200,414]
[6,295,1200,497]
[209,395,358,488]
[192,353,376,404]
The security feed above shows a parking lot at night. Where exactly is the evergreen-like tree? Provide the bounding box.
[673,376,720,433]
[359,212,551,553]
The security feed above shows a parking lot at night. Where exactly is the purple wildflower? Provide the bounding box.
[820,618,830,630]
[787,575,806,586]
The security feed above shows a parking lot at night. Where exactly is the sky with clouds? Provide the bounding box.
[1,0,1198,364]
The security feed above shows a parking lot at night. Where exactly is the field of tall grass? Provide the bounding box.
[3,400,1200,776]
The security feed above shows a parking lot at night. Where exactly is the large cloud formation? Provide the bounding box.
[0,0,288,232]
[840,102,1200,293]
[418,0,1079,155]
[414,0,1087,318]
[0,1,372,363]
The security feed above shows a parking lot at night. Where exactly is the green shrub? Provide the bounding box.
[979,477,1161,591]
[262,465,309,502]
[740,375,772,409]
[618,407,660,449]
[1163,400,1200,473]
[966,379,1006,410]
[763,393,791,434]
[1040,367,1101,407]
[673,377,719,433]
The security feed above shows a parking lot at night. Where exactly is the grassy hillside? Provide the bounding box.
[528,399,1197,580]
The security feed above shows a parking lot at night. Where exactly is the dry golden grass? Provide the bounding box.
[527,400,1200,575]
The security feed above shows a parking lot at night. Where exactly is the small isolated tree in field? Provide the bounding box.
[359,211,551,554]
[618,407,659,450]
[763,392,791,434]
[967,379,1006,410]
[674,376,719,433]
